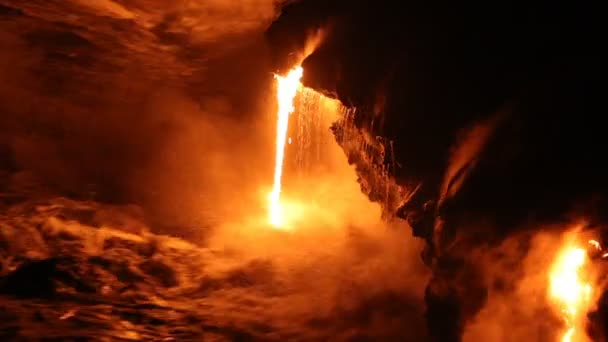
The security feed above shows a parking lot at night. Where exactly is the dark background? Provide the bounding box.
[0,0,605,340]
[267,0,604,241]
[267,1,604,340]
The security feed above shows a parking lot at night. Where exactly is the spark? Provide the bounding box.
[588,239,601,250]
[59,308,77,320]
[269,66,303,227]
[549,245,592,342]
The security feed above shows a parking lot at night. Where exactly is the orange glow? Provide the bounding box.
[549,244,592,342]
[588,240,601,250]
[269,66,303,227]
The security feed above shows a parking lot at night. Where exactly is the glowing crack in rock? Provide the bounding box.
[549,245,592,342]
[268,66,303,227]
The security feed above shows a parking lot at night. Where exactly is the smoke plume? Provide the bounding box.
[1,1,433,340]
[0,0,283,230]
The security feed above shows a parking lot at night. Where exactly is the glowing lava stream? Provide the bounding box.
[549,245,592,342]
[269,66,303,227]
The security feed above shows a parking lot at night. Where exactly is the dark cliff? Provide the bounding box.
[267,1,604,340]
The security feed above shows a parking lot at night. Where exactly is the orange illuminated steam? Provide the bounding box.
[268,66,303,227]
[549,244,593,342]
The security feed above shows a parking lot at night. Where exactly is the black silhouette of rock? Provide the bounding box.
[0,258,95,298]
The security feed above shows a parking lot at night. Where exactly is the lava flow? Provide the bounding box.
[549,243,593,342]
[268,66,304,227]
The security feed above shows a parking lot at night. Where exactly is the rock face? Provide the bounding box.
[267,1,603,340]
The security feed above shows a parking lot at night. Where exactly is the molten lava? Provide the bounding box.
[549,244,593,342]
[269,66,303,227]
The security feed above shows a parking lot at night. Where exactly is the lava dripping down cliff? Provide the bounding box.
[267,1,605,341]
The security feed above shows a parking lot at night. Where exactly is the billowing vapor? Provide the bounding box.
[458,226,608,342]
[461,230,563,342]
[1,1,432,340]
[6,1,603,341]
[264,1,605,341]
[439,113,503,207]
[204,84,430,339]
[0,0,282,228]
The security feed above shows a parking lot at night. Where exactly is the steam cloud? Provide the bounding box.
[0,0,282,228]
[1,1,433,340]
[3,1,604,341]
[266,1,604,341]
